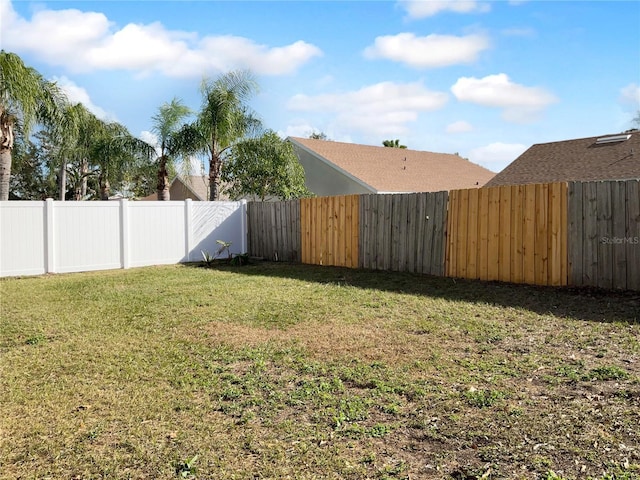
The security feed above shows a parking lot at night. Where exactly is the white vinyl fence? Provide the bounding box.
[0,199,247,277]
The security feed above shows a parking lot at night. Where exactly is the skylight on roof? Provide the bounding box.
[595,134,631,144]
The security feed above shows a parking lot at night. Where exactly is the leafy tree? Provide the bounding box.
[91,120,155,200]
[0,50,68,200]
[222,130,312,201]
[8,130,58,200]
[309,131,328,140]
[150,98,192,200]
[382,139,407,149]
[182,70,261,200]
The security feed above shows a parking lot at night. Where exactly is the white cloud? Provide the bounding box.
[451,73,557,123]
[51,76,114,121]
[620,83,640,107]
[288,81,448,136]
[364,33,489,68]
[446,120,473,133]
[399,0,490,18]
[2,0,322,77]
[466,142,528,172]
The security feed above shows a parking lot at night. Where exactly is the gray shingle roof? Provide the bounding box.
[485,131,640,187]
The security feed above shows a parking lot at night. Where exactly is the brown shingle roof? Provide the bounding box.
[289,137,495,192]
[485,131,640,187]
[139,176,223,201]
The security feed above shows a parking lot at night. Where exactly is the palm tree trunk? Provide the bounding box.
[80,158,88,199]
[0,112,14,201]
[157,156,170,200]
[59,162,66,201]
[99,173,110,200]
[209,154,221,201]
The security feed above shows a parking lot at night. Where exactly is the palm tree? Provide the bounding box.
[0,51,68,200]
[92,121,156,200]
[382,139,407,149]
[184,70,261,201]
[150,98,192,200]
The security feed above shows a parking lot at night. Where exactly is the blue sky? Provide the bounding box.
[2,0,639,173]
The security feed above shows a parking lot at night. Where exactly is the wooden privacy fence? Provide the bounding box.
[247,200,301,262]
[246,179,640,291]
[300,195,359,267]
[360,192,447,275]
[568,179,640,291]
[446,183,568,286]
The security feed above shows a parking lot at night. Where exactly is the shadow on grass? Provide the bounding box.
[186,260,640,325]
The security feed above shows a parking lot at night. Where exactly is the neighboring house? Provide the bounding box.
[485,131,640,187]
[288,137,495,196]
[140,175,230,201]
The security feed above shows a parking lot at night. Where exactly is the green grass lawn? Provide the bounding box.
[1,262,639,480]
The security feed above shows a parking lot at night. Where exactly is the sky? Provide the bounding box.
[2,0,639,174]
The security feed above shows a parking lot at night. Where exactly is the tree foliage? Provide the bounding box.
[182,70,261,200]
[0,50,68,200]
[309,131,328,140]
[222,131,312,201]
[382,139,407,149]
[150,98,192,200]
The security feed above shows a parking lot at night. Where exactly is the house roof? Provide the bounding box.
[288,137,495,193]
[485,131,640,187]
[139,175,211,201]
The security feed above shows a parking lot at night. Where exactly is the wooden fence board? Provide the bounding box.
[423,192,437,275]
[522,184,536,285]
[612,181,628,290]
[466,188,479,279]
[498,185,512,281]
[446,190,458,277]
[406,193,418,273]
[560,182,568,286]
[582,182,599,287]
[596,181,613,289]
[627,180,640,291]
[477,188,489,281]
[486,187,500,281]
[568,182,583,286]
[511,185,524,284]
[431,191,447,276]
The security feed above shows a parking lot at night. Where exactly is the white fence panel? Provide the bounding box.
[191,201,247,261]
[128,201,186,267]
[0,199,247,277]
[0,202,46,276]
[54,201,122,273]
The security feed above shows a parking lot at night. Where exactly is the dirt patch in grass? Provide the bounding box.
[1,263,639,479]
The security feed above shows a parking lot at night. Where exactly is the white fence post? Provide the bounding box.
[120,199,130,269]
[240,199,248,254]
[185,199,193,262]
[44,198,55,273]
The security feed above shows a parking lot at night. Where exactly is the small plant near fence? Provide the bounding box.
[201,240,249,267]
